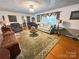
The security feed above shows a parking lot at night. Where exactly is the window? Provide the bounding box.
[70,11,79,19]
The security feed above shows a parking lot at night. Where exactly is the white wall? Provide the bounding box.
[37,3,79,30]
[0,11,32,34]
[0,11,31,25]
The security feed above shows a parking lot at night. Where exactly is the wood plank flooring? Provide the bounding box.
[45,35,79,59]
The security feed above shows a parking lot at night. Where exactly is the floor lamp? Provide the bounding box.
[57,20,62,35]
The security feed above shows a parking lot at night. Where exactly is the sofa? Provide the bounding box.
[38,24,53,33]
[38,24,58,34]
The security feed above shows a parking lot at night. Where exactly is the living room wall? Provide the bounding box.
[36,3,79,30]
[0,11,31,25]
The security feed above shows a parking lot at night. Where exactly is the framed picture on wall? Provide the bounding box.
[22,16,24,19]
[26,16,30,22]
[37,15,40,22]
[8,15,17,22]
[21,16,25,22]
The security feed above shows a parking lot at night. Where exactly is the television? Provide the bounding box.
[8,15,17,22]
[70,11,79,19]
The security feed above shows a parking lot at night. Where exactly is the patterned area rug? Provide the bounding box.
[17,30,59,59]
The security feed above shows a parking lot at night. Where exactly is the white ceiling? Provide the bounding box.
[0,0,79,14]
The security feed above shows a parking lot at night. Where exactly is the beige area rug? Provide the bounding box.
[16,30,59,59]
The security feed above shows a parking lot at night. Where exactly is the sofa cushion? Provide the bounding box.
[38,24,51,33]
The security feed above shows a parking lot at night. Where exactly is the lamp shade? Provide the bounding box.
[59,20,62,23]
[29,5,34,12]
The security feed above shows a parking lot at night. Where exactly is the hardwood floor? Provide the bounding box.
[45,35,79,59]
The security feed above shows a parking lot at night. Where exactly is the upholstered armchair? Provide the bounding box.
[10,23,22,33]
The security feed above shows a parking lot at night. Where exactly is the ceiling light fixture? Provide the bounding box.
[29,5,34,12]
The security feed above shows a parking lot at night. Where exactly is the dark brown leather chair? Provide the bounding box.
[1,25,21,59]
